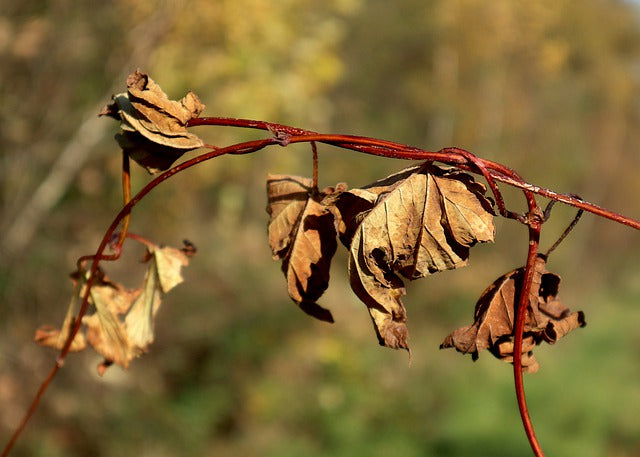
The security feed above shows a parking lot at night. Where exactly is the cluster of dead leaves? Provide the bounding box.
[267,162,496,353]
[100,70,205,174]
[89,71,583,373]
[441,255,585,372]
[35,242,193,375]
[267,162,585,371]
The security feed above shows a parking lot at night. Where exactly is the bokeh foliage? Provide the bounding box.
[1,0,639,455]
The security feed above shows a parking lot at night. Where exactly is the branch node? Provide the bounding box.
[267,126,292,146]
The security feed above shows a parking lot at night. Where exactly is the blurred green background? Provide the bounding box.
[1,0,640,455]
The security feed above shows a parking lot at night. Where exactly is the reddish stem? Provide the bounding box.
[189,117,640,230]
[311,141,319,191]
[116,151,132,247]
[512,194,545,457]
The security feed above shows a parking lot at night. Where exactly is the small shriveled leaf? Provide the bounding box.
[82,277,135,370]
[123,266,161,358]
[266,175,341,322]
[542,311,585,343]
[441,255,586,372]
[124,246,190,355]
[340,162,495,351]
[153,245,190,293]
[100,70,205,174]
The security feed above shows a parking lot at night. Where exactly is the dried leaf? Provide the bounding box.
[83,313,130,371]
[153,246,189,293]
[490,336,540,373]
[332,188,377,247]
[123,266,161,358]
[349,232,409,349]
[266,175,341,322]
[100,70,205,174]
[340,162,495,350]
[441,255,586,372]
[124,246,189,355]
[82,276,134,370]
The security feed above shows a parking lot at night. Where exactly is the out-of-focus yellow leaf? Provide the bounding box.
[82,278,135,370]
[125,245,190,356]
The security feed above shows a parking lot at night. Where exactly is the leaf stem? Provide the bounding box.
[311,141,319,192]
[545,209,584,257]
[116,151,132,247]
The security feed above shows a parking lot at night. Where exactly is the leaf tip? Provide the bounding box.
[299,301,334,323]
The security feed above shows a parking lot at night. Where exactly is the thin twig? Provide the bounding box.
[116,151,132,247]
[311,142,319,192]
[545,209,584,258]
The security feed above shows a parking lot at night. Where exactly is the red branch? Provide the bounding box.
[189,117,640,230]
[513,195,545,457]
[4,116,640,457]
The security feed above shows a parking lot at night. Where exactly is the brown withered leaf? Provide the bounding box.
[100,70,205,174]
[489,336,540,373]
[266,174,342,323]
[441,255,586,372]
[349,232,408,349]
[340,162,495,351]
[332,188,378,247]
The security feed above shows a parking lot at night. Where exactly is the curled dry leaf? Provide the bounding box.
[440,255,586,372]
[35,243,192,375]
[81,272,135,370]
[338,162,495,351]
[83,312,130,370]
[266,174,344,322]
[100,70,205,174]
